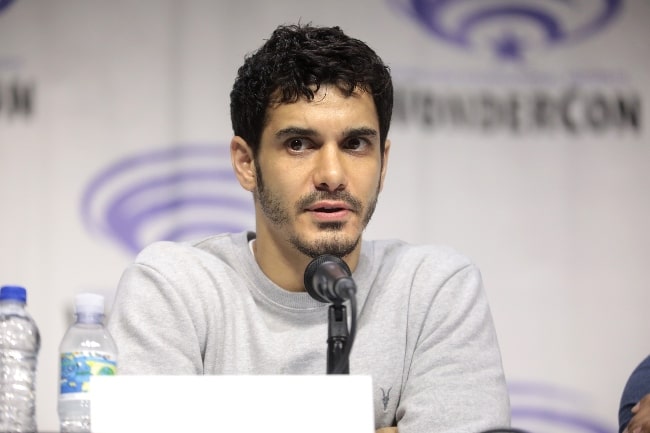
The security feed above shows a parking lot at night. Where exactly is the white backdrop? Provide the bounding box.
[1,1,649,431]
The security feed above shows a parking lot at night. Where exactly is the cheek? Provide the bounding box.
[264,172,301,204]
[358,166,383,192]
[270,164,310,194]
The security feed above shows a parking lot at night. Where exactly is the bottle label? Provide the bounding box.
[59,351,117,398]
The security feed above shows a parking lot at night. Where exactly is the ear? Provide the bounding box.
[230,136,256,192]
[378,138,391,192]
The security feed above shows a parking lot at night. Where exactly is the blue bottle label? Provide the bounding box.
[60,351,117,397]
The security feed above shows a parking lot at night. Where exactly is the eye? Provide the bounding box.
[288,138,302,150]
[285,137,315,152]
[286,138,313,152]
[344,137,369,151]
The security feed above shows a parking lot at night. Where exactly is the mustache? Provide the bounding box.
[296,191,362,213]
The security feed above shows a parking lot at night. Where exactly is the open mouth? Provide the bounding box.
[314,206,345,213]
[306,202,352,220]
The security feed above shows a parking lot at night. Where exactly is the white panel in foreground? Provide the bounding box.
[90,375,374,433]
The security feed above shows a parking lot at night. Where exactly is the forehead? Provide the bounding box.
[264,85,379,131]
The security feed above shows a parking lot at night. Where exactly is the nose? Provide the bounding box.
[313,143,346,193]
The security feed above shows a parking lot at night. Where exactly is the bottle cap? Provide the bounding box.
[75,293,105,315]
[0,285,27,303]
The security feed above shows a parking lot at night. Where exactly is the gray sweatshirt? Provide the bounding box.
[108,231,510,432]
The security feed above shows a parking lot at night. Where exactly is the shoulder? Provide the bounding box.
[359,239,483,308]
[122,232,253,290]
[114,232,254,311]
[133,231,250,268]
[364,238,477,278]
[624,355,650,393]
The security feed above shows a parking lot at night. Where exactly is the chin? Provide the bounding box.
[290,230,361,259]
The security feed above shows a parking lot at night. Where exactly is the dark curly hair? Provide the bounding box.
[230,24,393,157]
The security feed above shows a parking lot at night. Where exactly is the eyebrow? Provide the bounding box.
[344,127,378,138]
[275,127,317,139]
[274,126,378,140]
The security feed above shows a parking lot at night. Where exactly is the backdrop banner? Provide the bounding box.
[1,1,648,431]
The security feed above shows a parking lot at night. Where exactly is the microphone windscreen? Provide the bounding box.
[303,254,351,301]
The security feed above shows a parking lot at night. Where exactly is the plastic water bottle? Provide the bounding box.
[58,293,117,433]
[0,285,41,433]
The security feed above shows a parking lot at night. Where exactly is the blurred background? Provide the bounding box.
[1,0,648,431]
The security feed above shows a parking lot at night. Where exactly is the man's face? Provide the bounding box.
[253,85,389,259]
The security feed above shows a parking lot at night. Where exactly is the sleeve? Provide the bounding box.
[619,355,650,433]
[396,260,511,433]
[107,248,207,375]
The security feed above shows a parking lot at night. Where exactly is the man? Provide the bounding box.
[620,356,650,433]
[108,24,510,432]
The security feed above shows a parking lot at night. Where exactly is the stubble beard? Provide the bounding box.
[254,163,379,259]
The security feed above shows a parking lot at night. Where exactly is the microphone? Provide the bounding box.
[303,255,357,304]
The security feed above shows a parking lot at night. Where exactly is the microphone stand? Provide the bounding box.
[327,302,349,374]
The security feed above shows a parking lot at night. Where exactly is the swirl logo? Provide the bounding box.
[0,0,15,14]
[389,0,623,60]
[509,381,614,433]
[81,145,254,255]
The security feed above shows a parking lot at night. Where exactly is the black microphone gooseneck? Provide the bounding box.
[304,254,358,375]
